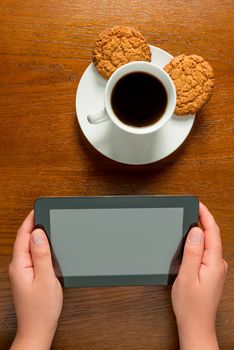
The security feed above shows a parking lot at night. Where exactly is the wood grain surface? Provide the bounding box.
[0,0,233,349]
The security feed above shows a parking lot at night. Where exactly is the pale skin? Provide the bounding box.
[9,210,63,350]
[9,203,227,349]
[172,203,228,349]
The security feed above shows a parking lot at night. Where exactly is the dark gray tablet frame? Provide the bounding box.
[34,195,199,288]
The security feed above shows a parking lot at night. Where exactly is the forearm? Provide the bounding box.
[178,327,219,350]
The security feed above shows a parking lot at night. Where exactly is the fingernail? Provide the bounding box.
[32,230,44,245]
[188,229,203,244]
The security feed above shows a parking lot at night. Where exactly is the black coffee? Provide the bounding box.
[111,72,168,127]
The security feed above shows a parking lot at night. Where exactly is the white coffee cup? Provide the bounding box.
[87,61,176,135]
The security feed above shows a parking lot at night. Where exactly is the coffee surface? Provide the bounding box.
[111,72,168,127]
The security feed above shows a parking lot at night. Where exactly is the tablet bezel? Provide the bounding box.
[34,196,199,287]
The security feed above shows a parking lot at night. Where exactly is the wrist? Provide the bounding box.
[10,329,56,350]
[11,319,58,350]
[177,325,219,350]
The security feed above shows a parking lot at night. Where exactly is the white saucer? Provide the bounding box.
[76,46,195,165]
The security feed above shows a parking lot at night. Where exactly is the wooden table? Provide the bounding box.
[0,1,233,349]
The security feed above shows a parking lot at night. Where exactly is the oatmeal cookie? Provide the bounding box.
[164,54,214,115]
[92,26,151,79]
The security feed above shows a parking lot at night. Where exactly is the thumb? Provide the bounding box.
[30,228,54,279]
[178,227,204,280]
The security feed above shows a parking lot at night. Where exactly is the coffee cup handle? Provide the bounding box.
[87,109,110,124]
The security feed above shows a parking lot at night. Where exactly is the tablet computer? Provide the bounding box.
[34,196,198,287]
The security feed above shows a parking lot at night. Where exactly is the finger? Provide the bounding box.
[223,259,228,278]
[199,202,223,265]
[18,209,34,233]
[178,227,204,280]
[223,259,228,270]
[30,228,55,279]
[12,210,34,268]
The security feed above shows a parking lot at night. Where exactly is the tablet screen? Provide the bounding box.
[50,208,184,277]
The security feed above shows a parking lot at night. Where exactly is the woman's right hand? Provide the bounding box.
[172,203,228,350]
